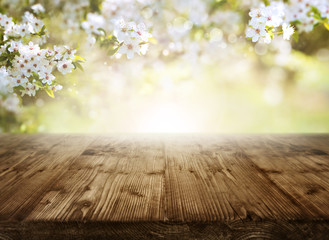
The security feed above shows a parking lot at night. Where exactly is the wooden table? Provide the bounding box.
[0,134,328,239]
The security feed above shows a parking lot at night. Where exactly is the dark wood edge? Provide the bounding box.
[1,220,329,240]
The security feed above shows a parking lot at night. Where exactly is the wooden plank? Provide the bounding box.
[237,135,329,219]
[0,135,96,221]
[0,220,329,240]
[163,135,313,221]
[0,134,328,239]
[0,134,30,164]
[26,135,165,222]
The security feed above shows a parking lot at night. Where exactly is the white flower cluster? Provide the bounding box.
[286,0,329,33]
[31,4,45,15]
[62,0,89,34]
[246,0,329,44]
[114,19,152,59]
[0,12,46,41]
[81,0,153,59]
[171,0,209,26]
[0,11,76,113]
[246,2,293,44]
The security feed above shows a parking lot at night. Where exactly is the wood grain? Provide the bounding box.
[0,134,328,239]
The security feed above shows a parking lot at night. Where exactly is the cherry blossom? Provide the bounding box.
[246,0,329,44]
[31,4,45,14]
[282,23,294,40]
[0,8,79,113]
[57,60,74,75]
[118,38,141,59]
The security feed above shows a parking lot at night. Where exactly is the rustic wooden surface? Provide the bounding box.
[0,134,328,240]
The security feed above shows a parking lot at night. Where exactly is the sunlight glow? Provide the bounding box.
[137,104,198,133]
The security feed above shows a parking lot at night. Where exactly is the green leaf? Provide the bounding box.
[34,80,43,88]
[35,25,47,36]
[148,37,157,44]
[313,22,321,28]
[263,0,270,6]
[309,6,323,21]
[99,35,119,48]
[73,61,84,71]
[292,32,299,43]
[108,47,119,56]
[14,85,25,91]
[313,13,322,21]
[45,88,54,98]
[73,55,86,62]
[89,0,102,12]
[209,0,227,14]
[0,7,6,14]
[106,35,118,43]
[0,55,7,62]
[32,72,40,80]
[310,6,321,15]
[97,28,107,36]
[324,22,329,31]
[290,20,301,25]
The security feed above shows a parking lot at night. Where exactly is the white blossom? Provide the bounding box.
[31,4,45,14]
[245,0,323,43]
[118,38,141,59]
[87,36,96,47]
[1,94,20,112]
[114,19,137,42]
[57,60,74,75]
[81,13,106,35]
[49,85,63,92]
[79,1,153,58]
[0,7,77,113]
[282,23,294,40]
[131,23,152,42]
[246,26,267,43]
[21,82,39,97]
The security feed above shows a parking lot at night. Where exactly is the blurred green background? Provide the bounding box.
[1,0,329,133]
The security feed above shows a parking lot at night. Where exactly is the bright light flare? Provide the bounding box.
[137,103,198,133]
